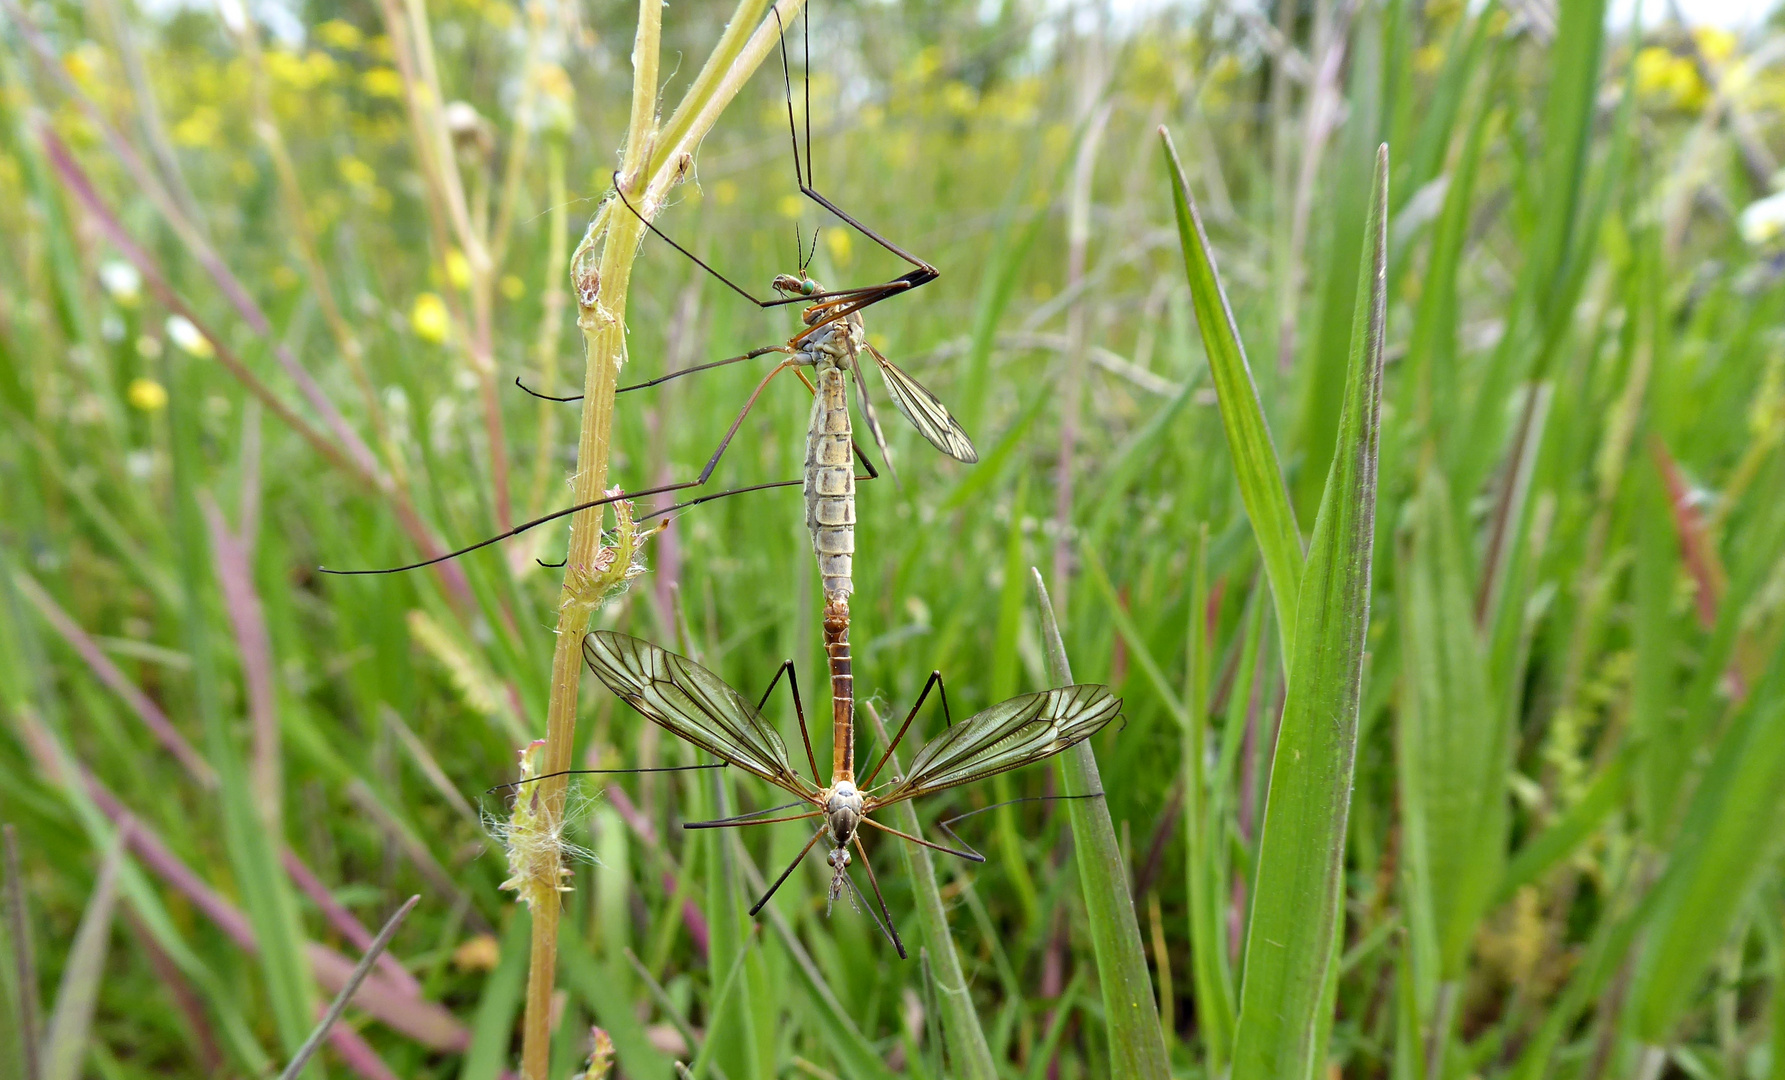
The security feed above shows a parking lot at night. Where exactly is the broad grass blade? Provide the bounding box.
[1397,473,1506,994]
[1032,569,1170,1078]
[41,832,125,1080]
[1231,145,1388,1080]
[1160,127,1304,656]
[459,911,530,1080]
[1628,660,1785,1044]
[861,703,997,1080]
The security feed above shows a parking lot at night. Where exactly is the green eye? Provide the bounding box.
[802,278,818,295]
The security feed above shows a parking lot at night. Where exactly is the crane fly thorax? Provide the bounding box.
[822,780,864,846]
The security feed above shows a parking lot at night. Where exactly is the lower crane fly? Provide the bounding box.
[580,630,1120,958]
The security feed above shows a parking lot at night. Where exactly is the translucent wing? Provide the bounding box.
[866,343,978,464]
[582,631,815,799]
[864,685,1119,809]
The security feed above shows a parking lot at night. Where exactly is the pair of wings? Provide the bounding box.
[582,631,1117,809]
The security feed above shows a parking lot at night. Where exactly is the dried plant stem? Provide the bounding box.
[517,2,807,1073]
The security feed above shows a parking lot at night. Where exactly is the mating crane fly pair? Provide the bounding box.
[329,5,1121,954]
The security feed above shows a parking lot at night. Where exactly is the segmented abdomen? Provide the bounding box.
[805,364,855,602]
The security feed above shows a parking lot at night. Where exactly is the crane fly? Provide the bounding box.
[580,630,1120,958]
[322,3,973,579]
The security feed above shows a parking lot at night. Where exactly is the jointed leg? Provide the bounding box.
[748,826,826,916]
[851,836,906,960]
[320,359,798,575]
[861,670,947,789]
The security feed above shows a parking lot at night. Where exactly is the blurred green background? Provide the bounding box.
[4,0,1785,1075]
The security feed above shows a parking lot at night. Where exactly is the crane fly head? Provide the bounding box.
[773,273,822,299]
[822,780,864,847]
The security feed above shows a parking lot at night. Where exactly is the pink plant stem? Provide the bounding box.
[18,570,425,994]
[19,735,472,1052]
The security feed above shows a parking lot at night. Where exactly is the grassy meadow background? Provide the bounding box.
[4,0,1785,1075]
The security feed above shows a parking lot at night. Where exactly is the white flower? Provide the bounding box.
[99,260,141,305]
[1739,190,1785,246]
[165,315,214,358]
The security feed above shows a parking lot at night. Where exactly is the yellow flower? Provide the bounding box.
[363,67,405,99]
[778,194,803,219]
[943,81,978,115]
[1635,46,1707,111]
[173,106,222,148]
[338,155,377,191]
[825,228,852,266]
[411,293,450,343]
[1695,27,1736,67]
[1414,44,1445,74]
[445,249,472,290]
[127,378,168,412]
[500,274,525,300]
[165,315,214,358]
[714,179,738,206]
[316,19,364,51]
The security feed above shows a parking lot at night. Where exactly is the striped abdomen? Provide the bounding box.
[804,363,855,602]
[823,597,853,783]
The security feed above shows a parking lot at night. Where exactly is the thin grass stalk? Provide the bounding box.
[1032,569,1171,1077]
[518,1,809,1072]
[40,827,126,1080]
[3,824,40,1080]
[275,896,420,1080]
[860,702,997,1080]
[230,13,391,459]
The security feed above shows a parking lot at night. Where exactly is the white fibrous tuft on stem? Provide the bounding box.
[494,741,597,910]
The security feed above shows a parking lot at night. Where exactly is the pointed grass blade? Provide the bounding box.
[860,703,997,1080]
[278,897,418,1080]
[1628,661,1785,1044]
[1160,126,1304,654]
[1231,146,1388,1080]
[1032,570,1170,1079]
[41,832,126,1080]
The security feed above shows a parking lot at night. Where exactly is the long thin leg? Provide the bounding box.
[860,815,985,864]
[851,836,906,959]
[320,359,798,575]
[483,762,724,796]
[770,7,935,284]
[755,660,820,787]
[860,670,944,790]
[838,868,906,954]
[514,345,786,403]
[748,826,826,916]
[683,809,821,830]
[930,793,1106,858]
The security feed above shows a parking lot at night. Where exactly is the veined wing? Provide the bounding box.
[866,343,978,464]
[582,631,815,799]
[864,685,1119,809]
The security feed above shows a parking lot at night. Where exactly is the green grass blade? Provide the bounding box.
[459,912,531,1080]
[1032,568,1170,1079]
[861,704,997,1080]
[40,832,124,1080]
[1397,472,1506,984]
[1231,145,1388,1080]
[1160,127,1304,655]
[1628,659,1785,1044]
[162,349,319,1071]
